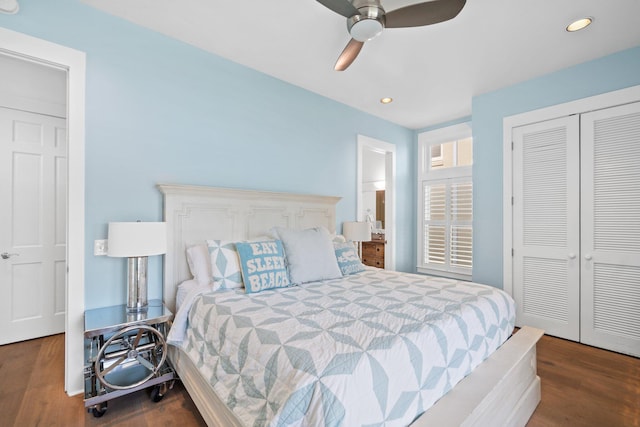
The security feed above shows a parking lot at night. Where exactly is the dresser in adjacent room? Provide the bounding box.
[362,233,385,268]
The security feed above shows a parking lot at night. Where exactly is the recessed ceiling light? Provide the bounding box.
[380,97,393,104]
[566,17,593,32]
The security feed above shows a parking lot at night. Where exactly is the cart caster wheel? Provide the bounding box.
[150,385,164,403]
[91,403,107,418]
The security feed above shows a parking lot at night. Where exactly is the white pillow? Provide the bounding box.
[332,234,346,243]
[267,227,281,240]
[186,243,212,286]
[276,226,342,284]
[176,279,199,312]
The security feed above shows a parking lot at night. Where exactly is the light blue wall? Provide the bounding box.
[0,0,415,309]
[9,2,637,303]
[472,46,640,288]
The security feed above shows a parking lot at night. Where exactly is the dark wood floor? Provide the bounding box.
[0,332,638,426]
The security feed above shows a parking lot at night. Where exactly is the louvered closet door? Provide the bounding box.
[580,101,640,357]
[512,115,580,340]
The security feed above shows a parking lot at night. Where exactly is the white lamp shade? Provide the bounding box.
[0,0,19,14]
[343,221,371,242]
[107,222,167,257]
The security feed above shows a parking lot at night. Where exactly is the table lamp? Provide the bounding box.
[342,221,372,259]
[108,221,167,312]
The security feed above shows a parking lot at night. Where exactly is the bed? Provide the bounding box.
[158,183,543,427]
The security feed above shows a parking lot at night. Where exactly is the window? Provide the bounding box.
[430,138,473,170]
[418,123,473,279]
[430,144,443,167]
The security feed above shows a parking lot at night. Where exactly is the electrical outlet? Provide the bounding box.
[94,239,108,256]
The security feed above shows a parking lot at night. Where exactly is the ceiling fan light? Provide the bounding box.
[347,5,385,42]
[566,17,593,32]
[350,19,384,42]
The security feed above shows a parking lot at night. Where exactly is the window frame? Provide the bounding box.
[417,122,473,280]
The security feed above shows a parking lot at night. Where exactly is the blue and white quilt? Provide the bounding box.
[174,268,515,427]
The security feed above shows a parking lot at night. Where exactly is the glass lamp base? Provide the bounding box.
[127,256,148,313]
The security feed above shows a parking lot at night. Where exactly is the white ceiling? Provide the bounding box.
[81,0,640,129]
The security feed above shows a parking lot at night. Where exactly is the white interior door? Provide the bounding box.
[0,107,67,344]
[512,115,580,340]
[580,101,640,357]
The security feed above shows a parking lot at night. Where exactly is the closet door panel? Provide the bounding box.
[512,116,580,340]
[581,101,640,357]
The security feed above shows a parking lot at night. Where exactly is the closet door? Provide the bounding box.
[512,115,580,340]
[581,101,640,357]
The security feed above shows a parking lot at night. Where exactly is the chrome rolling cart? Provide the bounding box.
[83,299,175,417]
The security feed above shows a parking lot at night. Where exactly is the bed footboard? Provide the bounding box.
[168,346,242,427]
[412,326,544,427]
[171,326,543,427]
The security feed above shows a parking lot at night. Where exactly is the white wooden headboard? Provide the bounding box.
[158,184,341,312]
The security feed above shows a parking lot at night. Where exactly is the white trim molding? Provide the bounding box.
[0,27,86,396]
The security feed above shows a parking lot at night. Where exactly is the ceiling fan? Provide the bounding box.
[317,0,466,70]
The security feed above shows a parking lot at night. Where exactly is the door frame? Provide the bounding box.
[0,27,86,396]
[357,134,396,270]
[502,84,640,297]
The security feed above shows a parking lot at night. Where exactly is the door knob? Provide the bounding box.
[584,254,593,261]
[568,253,576,259]
[1,252,19,260]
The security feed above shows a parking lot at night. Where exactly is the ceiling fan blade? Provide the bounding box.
[385,0,466,28]
[316,0,359,18]
[334,39,365,71]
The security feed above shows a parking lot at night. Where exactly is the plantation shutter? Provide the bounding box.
[423,179,472,274]
[424,182,446,265]
[451,181,472,269]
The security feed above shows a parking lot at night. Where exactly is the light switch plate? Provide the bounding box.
[94,239,108,256]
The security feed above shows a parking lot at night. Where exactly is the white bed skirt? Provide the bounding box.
[168,326,543,427]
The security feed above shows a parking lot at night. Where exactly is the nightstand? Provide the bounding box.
[83,299,175,418]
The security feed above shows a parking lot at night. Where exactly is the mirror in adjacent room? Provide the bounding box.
[357,134,395,270]
[362,147,385,233]
[360,145,387,269]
